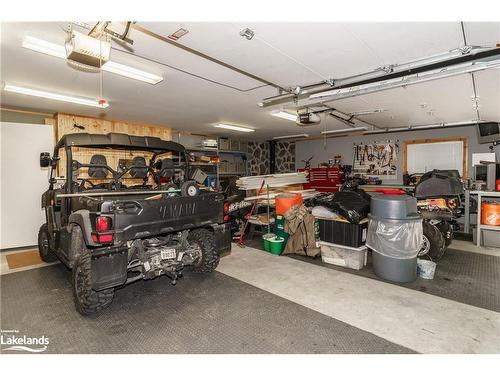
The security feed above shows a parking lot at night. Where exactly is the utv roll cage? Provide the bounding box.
[44,132,190,193]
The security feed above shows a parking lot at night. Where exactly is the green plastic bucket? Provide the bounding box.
[274,215,289,244]
[263,233,276,252]
[268,236,285,255]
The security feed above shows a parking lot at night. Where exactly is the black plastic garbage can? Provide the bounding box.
[367,195,422,283]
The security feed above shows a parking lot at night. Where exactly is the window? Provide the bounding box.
[403,137,468,177]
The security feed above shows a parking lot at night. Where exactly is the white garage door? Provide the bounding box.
[0,122,54,249]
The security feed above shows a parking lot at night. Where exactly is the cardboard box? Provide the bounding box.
[219,138,229,150]
[219,161,228,173]
[227,162,237,173]
[230,140,240,151]
[191,168,208,184]
[237,161,246,173]
[239,141,248,153]
[197,155,211,162]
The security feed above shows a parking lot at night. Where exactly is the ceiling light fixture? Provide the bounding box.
[272,134,309,140]
[102,61,163,84]
[320,127,368,135]
[271,110,297,122]
[3,84,109,108]
[22,35,67,58]
[214,123,255,133]
[349,109,387,116]
[22,36,163,85]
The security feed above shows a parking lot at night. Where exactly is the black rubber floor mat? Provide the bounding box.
[244,238,500,312]
[288,247,500,313]
[0,264,413,354]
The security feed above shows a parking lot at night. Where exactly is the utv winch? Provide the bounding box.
[38,132,231,315]
[413,169,464,260]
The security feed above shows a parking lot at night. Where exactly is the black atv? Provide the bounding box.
[413,170,463,261]
[38,132,231,315]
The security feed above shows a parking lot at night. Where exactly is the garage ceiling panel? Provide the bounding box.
[1,21,499,139]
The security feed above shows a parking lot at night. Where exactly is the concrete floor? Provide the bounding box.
[218,244,500,354]
[1,240,499,354]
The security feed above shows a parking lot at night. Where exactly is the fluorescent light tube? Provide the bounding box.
[273,134,309,140]
[214,123,255,132]
[103,61,163,84]
[3,84,109,108]
[22,35,67,59]
[321,127,367,135]
[22,36,163,85]
[349,109,387,116]
[271,110,297,122]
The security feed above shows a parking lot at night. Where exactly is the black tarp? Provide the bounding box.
[308,190,371,224]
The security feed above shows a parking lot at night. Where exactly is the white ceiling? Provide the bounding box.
[1,21,499,140]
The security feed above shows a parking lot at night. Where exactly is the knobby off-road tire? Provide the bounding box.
[188,229,219,273]
[420,221,446,261]
[436,221,453,248]
[72,245,114,315]
[38,224,58,263]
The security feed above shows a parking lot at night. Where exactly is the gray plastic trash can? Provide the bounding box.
[367,195,422,283]
[371,250,418,283]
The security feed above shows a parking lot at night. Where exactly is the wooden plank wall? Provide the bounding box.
[54,113,173,182]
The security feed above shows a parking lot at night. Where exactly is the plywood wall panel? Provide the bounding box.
[54,113,173,183]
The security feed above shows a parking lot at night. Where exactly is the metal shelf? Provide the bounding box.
[182,138,249,189]
[189,162,218,167]
[218,150,247,155]
[465,190,500,247]
[479,225,500,231]
[187,148,218,153]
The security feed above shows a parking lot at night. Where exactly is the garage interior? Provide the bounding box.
[1,19,500,358]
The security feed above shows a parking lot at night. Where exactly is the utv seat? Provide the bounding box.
[88,154,109,179]
[87,154,110,189]
[127,156,152,190]
[159,158,175,178]
[129,156,148,179]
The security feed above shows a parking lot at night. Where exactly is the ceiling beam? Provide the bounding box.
[259,46,500,107]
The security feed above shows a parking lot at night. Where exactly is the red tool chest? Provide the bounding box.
[298,166,345,192]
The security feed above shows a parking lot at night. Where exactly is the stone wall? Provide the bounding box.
[275,141,296,173]
[248,141,296,175]
[248,141,270,175]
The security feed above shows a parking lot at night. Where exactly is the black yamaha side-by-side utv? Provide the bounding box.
[413,169,464,260]
[38,132,231,315]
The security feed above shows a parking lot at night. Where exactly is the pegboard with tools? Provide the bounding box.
[352,140,399,179]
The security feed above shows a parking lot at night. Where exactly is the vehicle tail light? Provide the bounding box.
[96,216,111,232]
[97,234,114,243]
[223,202,229,222]
[91,232,114,244]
